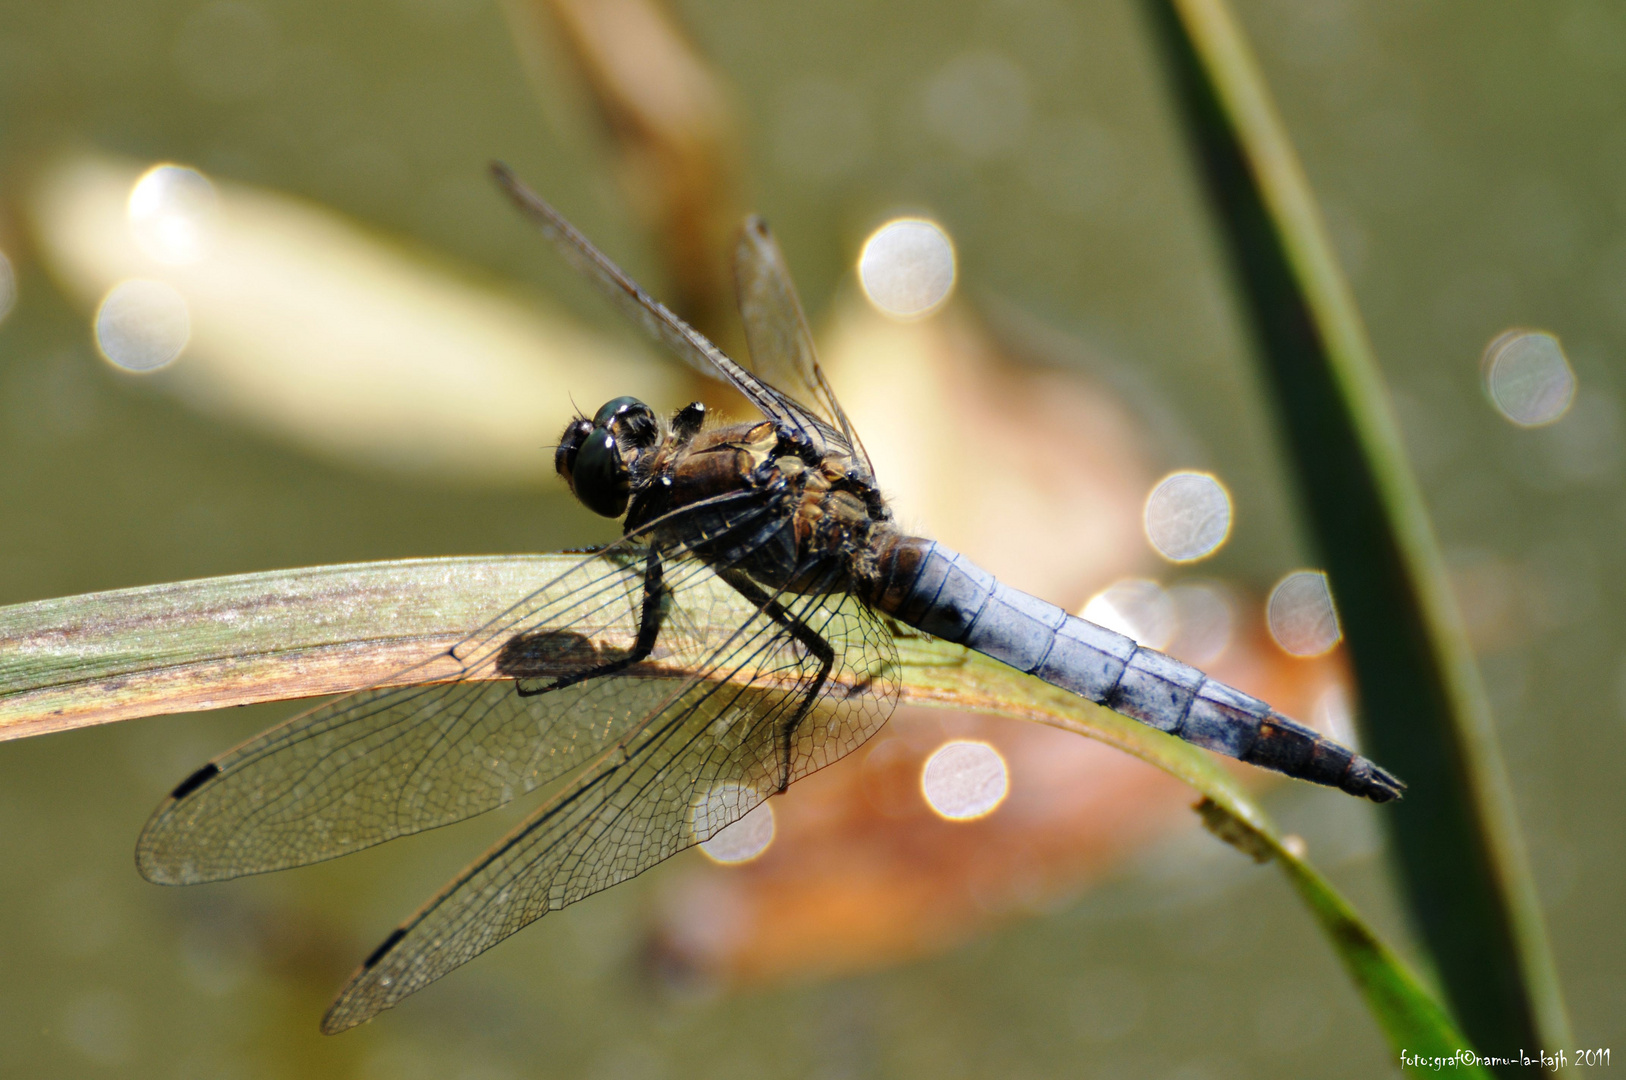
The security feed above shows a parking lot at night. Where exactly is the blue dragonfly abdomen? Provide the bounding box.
[870,537,1404,803]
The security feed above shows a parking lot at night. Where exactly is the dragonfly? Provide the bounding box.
[136,163,1404,1033]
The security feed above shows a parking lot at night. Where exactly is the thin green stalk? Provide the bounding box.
[1142,0,1570,1060]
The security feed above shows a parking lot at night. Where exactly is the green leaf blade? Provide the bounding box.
[1142,0,1570,1059]
[0,556,575,740]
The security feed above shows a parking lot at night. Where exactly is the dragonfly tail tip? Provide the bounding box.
[1345,755,1406,803]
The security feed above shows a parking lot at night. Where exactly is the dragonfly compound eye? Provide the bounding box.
[555,417,595,486]
[571,428,631,517]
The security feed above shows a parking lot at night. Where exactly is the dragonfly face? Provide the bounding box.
[133,164,1403,1035]
[555,395,658,517]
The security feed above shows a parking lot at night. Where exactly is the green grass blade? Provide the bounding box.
[1193,798,1487,1059]
[0,560,1488,1055]
[1142,0,1570,1057]
[0,556,575,740]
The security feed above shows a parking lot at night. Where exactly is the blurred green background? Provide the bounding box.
[0,0,1619,1075]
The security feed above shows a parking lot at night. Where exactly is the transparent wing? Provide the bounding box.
[734,217,874,480]
[321,574,898,1032]
[136,492,778,885]
[490,163,798,430]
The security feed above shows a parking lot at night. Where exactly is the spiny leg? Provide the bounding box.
[715,567,835,792]
[511,547,667,697]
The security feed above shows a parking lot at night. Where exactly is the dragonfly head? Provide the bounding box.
[556,396,659,517]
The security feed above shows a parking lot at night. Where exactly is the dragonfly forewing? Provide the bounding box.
[321,582,898,1032]
[733,218,869,472]
[488,163,801,435]
[135,540,781,884]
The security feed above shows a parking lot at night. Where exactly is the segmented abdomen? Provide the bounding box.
[869,537,1402,802]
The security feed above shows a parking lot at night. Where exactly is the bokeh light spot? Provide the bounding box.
[1482,329,1575,427]
[1267,570,1342,657]
[1166,581,1236,666]
[1082,578,1175,650]
[94,279,191,372]
[691,783,774,864]
[1144,471,1232,562]
[858,218,955,320]
[128,164,219,265]
[699,804,775,865]
[921,740,1009,821]
[923,52,1032,159]
[1312,684,1358,750]
[61,989,135,1066]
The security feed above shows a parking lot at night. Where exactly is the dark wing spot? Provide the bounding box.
[169,762,220,800]
[363,927,408,970]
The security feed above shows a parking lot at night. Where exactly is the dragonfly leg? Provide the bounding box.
[509,548,667,696]
[715,568,835,792]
